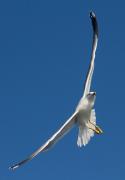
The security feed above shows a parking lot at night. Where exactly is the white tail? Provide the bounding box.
[77,109,96,147]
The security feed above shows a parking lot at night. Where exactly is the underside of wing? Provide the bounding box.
[83,12,99,98]
[9,111,78,170]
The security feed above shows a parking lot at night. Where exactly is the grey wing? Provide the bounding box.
[9,111,78,170]
[83,12,99,97]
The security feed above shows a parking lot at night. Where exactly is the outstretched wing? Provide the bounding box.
[83,12,99,98]
[9,111,78,170]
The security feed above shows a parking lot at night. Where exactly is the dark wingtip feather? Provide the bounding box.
[89,11,98,37]
[9,156,32,171]
[90,11,96,19]
[9,164,19,171]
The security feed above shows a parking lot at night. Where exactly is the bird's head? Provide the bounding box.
[86,92,96,107]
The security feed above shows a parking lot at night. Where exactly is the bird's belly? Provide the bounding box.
[77,109,91,126]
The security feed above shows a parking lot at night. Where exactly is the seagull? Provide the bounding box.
[9,11,103,170]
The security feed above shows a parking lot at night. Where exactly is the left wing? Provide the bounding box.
[83,12,99,97]
[9,111,78,170]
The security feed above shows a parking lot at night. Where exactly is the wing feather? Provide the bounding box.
[9,111,78,170]
[83,12,99,97]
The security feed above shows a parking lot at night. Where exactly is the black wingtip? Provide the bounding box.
[9,166,13,171]
[89,11,98,37]
[90,11,96,19]
[9,164,19,171]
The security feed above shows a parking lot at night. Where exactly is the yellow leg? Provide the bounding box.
[87,121,103,134]
[94,125,103,134]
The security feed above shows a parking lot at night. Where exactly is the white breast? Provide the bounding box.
[76,97,91,112]
[76,97,92,126]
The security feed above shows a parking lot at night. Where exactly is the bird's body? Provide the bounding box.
[9,11,103,170]
[77,98,92,129]
[76,92,97,147]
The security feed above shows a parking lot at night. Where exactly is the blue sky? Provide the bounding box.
[0,0,125,179]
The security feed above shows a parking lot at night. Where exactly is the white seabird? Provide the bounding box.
[9,11,103,170]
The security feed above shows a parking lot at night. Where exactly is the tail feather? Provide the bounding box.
[77,109,96,147]
[77,125,94,147]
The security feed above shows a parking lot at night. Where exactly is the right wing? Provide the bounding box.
[9,111,78,170]
[83,12,99,98]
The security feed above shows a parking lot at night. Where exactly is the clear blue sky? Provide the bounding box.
[0,0,124,179]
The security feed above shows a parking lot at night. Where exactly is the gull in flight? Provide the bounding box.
[10,11,103,170]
